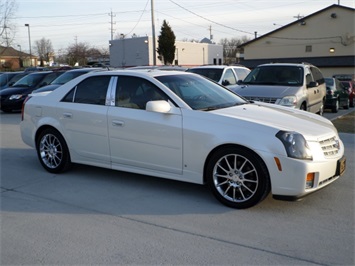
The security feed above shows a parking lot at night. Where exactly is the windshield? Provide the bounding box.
[187,68,223,82]
[155,74,247,110]
[0,74,14,86]
[51,71,88,85]
[13,73,45,87]
[243,66,304,86]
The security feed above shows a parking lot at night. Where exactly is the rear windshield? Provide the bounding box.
[187,68,223,82]
[325,78,334,86]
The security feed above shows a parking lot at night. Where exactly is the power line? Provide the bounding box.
[168,0,254,36]
[124,0,150,37]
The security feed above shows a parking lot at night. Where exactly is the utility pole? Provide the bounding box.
[208,25,213,41]
[151,0,156,65]
[108,10,116,40]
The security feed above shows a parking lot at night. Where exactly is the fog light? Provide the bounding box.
[306,173,315,189]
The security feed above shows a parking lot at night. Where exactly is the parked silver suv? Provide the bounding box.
[187,65,250,88]
[231,63,326,114]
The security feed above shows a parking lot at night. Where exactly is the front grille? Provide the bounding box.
[245,97,277,104]
[319,136,340,157]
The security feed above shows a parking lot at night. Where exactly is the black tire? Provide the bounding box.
[36,128,71,173]
[300,103,307,111]
[343,99,349,109]
[206,146,270,209]
[1,108,12,113]
[332,100,339,113]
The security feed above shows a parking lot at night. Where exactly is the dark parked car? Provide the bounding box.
[0,71,65,112]
[324,77,349,113]
[32,68,104,93]
[0,72,27,90]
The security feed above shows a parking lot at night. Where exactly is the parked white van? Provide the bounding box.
[231,62,326,115]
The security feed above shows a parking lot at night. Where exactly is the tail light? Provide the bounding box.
[21,96,31,121]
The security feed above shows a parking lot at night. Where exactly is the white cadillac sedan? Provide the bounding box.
[20,70,346,209]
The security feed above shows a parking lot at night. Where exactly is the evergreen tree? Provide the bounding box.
[157,20,176,65]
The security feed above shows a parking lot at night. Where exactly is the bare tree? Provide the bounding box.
[220,36,251,64]
[0,0,17,47]
[34,37,54,66]
[66,42,90,66]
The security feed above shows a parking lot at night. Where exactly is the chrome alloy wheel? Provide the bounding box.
[39,133,63,169]
[212,154,259,203]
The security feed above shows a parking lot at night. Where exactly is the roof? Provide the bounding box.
[189,65,249,70]
[239,4,355,48]
[0,46,33,58]
[239,55,355,69]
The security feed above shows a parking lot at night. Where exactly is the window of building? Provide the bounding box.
[305,45,312,52]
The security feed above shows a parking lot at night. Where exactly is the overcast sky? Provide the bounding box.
[13,0,355,53]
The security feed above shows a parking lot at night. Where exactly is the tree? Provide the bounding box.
[34,38,54,66]
[157,20,176,65]
[220,36,251,64]
[0,0,17,47]
[66,42,90,66]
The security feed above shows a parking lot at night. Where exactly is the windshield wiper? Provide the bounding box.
[201,102,247,111]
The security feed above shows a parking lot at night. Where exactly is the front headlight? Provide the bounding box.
[9,94,25,100]
[279,96,297,107]
[276,131,313,160]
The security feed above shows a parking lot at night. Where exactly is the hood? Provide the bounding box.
[212,102,335,141]
[231,84,298,98]
[0,86,32,96]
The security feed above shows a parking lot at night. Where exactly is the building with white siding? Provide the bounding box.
[109,36,223,68]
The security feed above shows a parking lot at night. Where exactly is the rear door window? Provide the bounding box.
[62,76,111,105]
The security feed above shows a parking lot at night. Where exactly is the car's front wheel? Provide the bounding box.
[36,128,71,173]
[206,146,270,209]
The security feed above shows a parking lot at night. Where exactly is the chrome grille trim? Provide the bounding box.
[319,136,340,157]
[245,97,277,104]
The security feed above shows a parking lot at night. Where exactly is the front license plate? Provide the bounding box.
[336,157,346,176]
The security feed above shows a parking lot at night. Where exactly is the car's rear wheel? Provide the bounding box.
[206,146,270,209]
[36,128,71,173]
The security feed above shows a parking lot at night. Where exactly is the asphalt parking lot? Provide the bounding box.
[1,111,354,265]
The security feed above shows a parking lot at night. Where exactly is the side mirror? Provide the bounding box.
[307,81,318,88]
[146,100,171,113]
[222,80,230,86]
[237,80,243,85]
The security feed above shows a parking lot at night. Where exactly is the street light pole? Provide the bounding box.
[17,44,23,68]
[25,24,32,66]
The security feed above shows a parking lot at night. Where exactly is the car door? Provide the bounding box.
[57,75,112,163]
[107,75,183,174]
[307,67,325,113]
